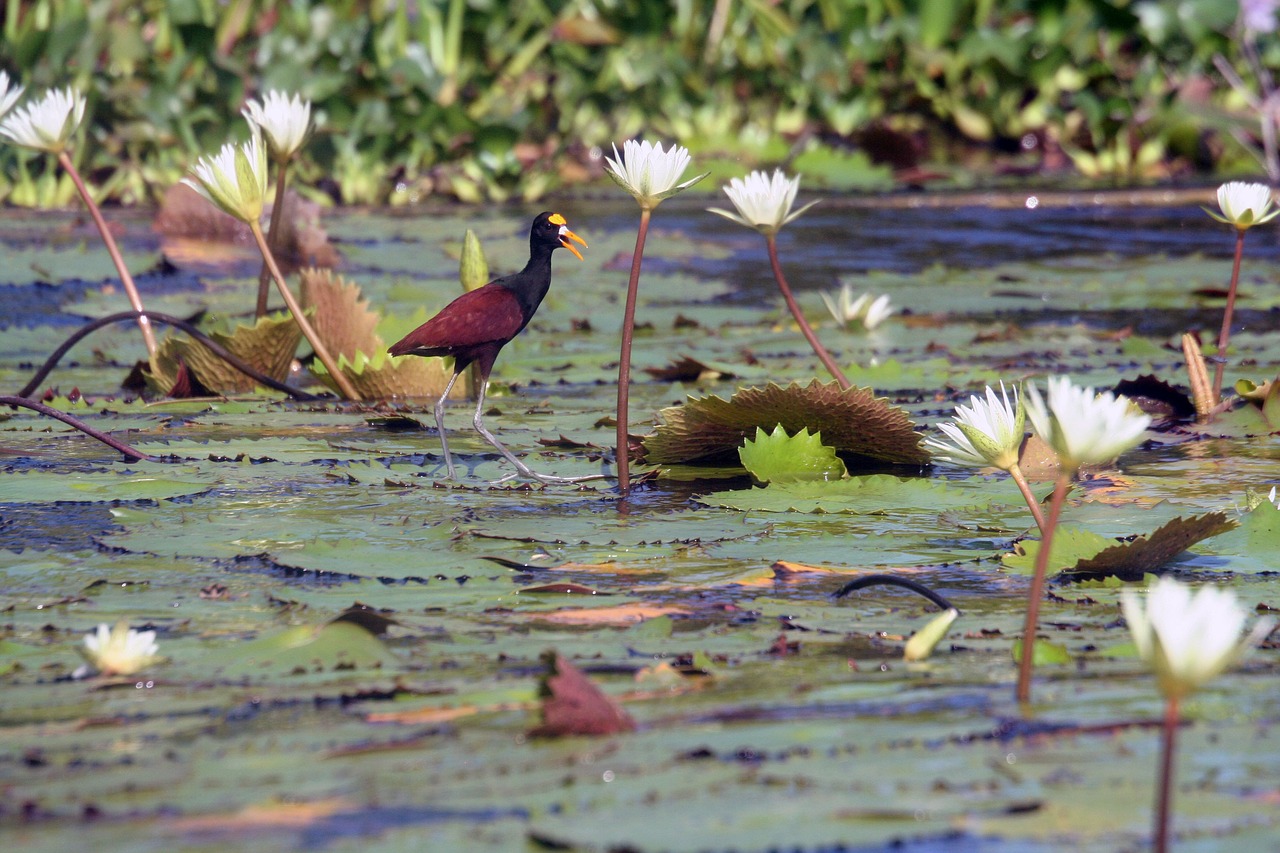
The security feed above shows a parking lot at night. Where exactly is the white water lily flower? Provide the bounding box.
[605,139,707,210]
[0,86,85,153]
[708,169,818,235]
[0,72,24,122]
[861,293,894,329]
[1025,376,1151,470]
[1122,577,1274,700]
[925,382,1025,471]
[242,90,313,160]
[1270,485,1278,508]
[821,283,894,331]
[1207,181,1279,229]
[182,131,269,223]
[81,621,162,676]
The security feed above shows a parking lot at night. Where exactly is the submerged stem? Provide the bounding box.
[248,222,360,400]
[615,208,651,495]
[1211,229,1246,402]
[58,150,157,357]
[1,395,153,461]
[1015,470,1072,705]
[765,234,850,389]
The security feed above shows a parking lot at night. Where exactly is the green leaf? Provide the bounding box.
[1000,525,1115,575]
[1010,638,1072,666]
[460,228,489,292]
[738,425,847,484]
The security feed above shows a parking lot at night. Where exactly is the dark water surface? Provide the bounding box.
[4,190,1270,329]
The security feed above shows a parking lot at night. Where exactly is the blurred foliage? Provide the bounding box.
[0,0,1265,205]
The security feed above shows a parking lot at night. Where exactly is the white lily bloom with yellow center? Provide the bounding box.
[243,90,313,160]
[1208,181,1278,230]
[1025,376,1151,469]
[1122,577,1274,700]
[182,131,270,223]
[82,622,162,676]
[0,72,24,122]
[0,86,85,153]
[708,169,818,235]
[821,283,894,331]
[605,139,706,210]
[926,382,1025,471]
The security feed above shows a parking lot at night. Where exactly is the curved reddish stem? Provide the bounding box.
[765,233,850,389]
[1016,471,1071,704]
[615,209,651,495]
[1154,695,1179,853]
[1,395,153,461]
[1212,229,1246,401]
[58,150,157,357]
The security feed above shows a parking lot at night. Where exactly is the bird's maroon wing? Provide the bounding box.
[387,285,526,358]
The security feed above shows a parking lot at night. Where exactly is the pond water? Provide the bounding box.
[1,190,1279,852]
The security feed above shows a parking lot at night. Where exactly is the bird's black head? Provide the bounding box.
[531,211,587,260]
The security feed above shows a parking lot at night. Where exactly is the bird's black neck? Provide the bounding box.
[499,244,556,323]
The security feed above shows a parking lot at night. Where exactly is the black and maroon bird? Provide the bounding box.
[388,212,589,483]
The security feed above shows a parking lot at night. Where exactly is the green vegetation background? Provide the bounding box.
[0,0,1265,206]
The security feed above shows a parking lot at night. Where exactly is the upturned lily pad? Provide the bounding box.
[146,311,301,395]
[311,348,456,400]
[299,267,384,360]
[1003,513,1238,579]
[299,267,461,400]
[738,425,848,484]
[642,380,928,468]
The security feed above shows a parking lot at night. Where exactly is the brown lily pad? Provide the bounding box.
[147,312,301,395]
[528,652,637,738]
[642,380,928,467]
[1060,512,1239,581]
[298,268,461,401]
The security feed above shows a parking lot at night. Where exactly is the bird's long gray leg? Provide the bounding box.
[471,382,605,485]
[435,371,462,480]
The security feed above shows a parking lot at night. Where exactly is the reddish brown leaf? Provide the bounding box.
[644,355,737,383]
[1062,512,1239,581]
[528,652,637,738]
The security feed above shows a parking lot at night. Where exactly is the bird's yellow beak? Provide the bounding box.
[560,227,587,261]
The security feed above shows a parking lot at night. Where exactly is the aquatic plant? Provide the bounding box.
[1016,377,1152,703]
[710,170,850,390]
[243,90,314,318]
[183,131,359,399]
[925,383,1044,532]
[0,85,157,356]
[1122,578,1275,852]
[606,139,706,493]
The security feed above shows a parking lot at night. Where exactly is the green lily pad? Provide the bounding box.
[738,425,847,484]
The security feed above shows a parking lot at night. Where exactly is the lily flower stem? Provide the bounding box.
[247,221,361,401]
[1015,470,1072,705]
[615,208,651,495]
[1154,694,1179,853]
[1007,462,1048,534]
[57,151,157,358]
[764,234,850,390]
[255,158,292,318]
[1212,229,1246,402]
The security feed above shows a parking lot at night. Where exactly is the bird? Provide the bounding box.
[388,211,589,483]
